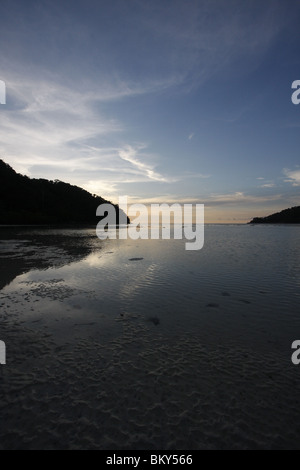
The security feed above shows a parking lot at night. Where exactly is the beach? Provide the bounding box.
[0,225,300,449]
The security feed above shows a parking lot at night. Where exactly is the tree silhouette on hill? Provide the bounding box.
[249,206,300,224]
[0,159,129,225]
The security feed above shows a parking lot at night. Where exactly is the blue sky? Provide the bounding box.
[0,0,300,222]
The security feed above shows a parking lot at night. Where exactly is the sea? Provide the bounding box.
[0,224,299,449]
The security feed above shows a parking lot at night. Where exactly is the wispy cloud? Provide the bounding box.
[283,168,300,186]
[1,0,289,98]
[118,145,173,183]
[0,77,122,169]
[181,171,210,179]
[0,1,296,218]
[204,191,282,206]
[125,190,283,207]
[127,194,204,205]
[83,180,119,200]
[1,72,199,201]
[138,0,287,92]
[0,75,178,195]
[260,183,275,188]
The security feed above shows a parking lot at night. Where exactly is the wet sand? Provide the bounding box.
[1,226,300,449]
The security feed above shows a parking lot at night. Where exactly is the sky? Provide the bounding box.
[0,0,300,222]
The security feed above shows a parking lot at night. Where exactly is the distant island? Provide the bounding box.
[249,206,300,224]
[0,159,130,225]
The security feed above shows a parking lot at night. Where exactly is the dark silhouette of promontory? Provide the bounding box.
[0,159,129,225]
[249,206,300,224]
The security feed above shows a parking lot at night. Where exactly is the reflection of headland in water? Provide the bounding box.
[0,228,99,291]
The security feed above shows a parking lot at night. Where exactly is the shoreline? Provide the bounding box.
[1,227,300,449]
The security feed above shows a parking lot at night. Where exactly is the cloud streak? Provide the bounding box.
[118,145,174,183]
[260,183,275,188]
[204,191,282,207]
[0,73,182,199]
[283,168,300,186]
[136,0,288,92]
[0,1,298,218]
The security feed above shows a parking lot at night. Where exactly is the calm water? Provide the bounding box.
[0,224,300,449]
[3,224,299,344]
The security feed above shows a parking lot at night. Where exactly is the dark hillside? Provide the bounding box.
[249,206,300,224]
[0,160,129,225]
